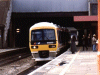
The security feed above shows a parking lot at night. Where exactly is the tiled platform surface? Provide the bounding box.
[28,47,98,75]
[65,51,98,75]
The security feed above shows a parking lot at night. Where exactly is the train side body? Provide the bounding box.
[29,22,70,61]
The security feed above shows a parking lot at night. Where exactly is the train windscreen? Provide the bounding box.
[43,29,55,40]
[31,29,56,44]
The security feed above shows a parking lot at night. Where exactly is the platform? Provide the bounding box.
[0,47,26,54]
[28,47,98,75]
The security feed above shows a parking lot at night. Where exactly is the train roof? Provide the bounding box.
[30,22,58,30]
[66,27,77,31]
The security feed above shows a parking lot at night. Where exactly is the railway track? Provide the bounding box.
[0,48,31,67]
[17,47,69,75]
[0,52,31,66]
[0,47,69,75]
[18,61,48,75]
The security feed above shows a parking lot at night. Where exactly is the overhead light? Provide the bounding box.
[16,28,20,31]
[16,31,20,33]
[16,28,20,33]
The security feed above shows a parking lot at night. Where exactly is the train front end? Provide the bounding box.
[29,23,58,61]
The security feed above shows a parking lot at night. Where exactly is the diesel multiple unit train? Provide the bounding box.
[29,22,71,61]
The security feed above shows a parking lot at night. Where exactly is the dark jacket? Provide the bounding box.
[71,36,77,53]
[82,36,88,45]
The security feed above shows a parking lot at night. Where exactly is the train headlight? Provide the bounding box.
[34,46,36,49]
[49,45,56,48]
[31,46,38,49]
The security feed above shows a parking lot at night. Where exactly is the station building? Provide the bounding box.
[0,0,98,48]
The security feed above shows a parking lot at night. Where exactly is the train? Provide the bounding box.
[29,22,70,61]
[67,27,79,46]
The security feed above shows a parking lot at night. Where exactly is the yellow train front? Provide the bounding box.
[29,22,70,61]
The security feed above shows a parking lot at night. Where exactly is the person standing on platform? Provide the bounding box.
[88,34,91,47]
[82,35,88,51]
[92,34,97,51]
[70,35,77,54]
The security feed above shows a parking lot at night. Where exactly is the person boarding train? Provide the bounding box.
[70,35,77,54]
